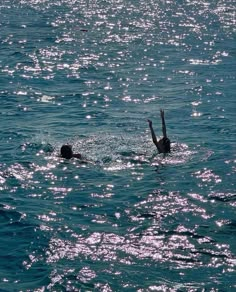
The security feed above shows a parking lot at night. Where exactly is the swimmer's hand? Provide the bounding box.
[160,109,164,118]
[147,119,152,126]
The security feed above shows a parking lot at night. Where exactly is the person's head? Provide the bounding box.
[163,137,171,153]
[60,145,73,159]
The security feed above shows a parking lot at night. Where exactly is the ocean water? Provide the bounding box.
[0,0,235,291]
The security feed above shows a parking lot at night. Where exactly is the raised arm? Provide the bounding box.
[147,119,162,153]
[160,109,167,138]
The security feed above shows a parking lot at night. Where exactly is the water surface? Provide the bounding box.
[0,0,235,290]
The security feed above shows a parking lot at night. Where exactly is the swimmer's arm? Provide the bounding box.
[73,153,92,164]
[160,109,167,138]
[72,153,82,159]
[147,119,162,153]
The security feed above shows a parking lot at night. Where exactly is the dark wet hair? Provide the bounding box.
[163,137,171,153]
[60,145,73,159]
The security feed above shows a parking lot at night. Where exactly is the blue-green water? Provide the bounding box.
[0,0,235,291]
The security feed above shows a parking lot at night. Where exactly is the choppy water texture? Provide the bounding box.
[0,0,235,291]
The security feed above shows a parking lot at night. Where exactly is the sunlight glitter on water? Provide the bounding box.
[0,0,235,290]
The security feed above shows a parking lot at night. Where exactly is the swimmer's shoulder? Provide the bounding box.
[72,153,82,159]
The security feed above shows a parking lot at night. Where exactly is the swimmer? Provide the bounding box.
[147,109,171,154]
[60,144,82,159]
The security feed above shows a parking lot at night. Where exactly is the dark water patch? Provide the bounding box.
[49,276,95,291]
[193,249,229,259]
[0,219,42,280]
[225,220,236,229]
[0,208,22,223]
[208,192,236,203]
[137,212,158,219]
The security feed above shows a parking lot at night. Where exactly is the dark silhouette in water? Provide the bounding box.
[147,109,171,154]
[60,145,82,159]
